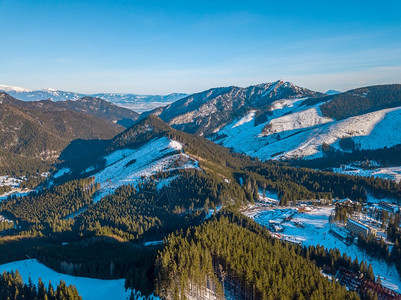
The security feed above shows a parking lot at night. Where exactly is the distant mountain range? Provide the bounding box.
[0,85,187,113]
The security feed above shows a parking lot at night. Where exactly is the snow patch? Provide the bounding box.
[232,110,256,128]
[54,168,71,179]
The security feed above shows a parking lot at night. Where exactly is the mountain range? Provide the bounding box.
[141,81,401,162]
[0,84,187,113]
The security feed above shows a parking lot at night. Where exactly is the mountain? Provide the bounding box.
[91,93,187,113]
[0,85,84,101]
[0,92,123,174]
[209,84,401,160]
[56,115,245,194]
[58,97,139,127]
[139,82,401,162]
[325,89,341,95]
[0,84,187,113]
[143,80,324,136]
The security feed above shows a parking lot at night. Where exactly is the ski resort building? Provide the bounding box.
[346,219,376,237]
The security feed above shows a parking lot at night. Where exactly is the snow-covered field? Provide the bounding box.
[214,100,401,160]
[0,175,32,201]
[86,137,199,198]
[0,259,131,300]
[0,176,23,188]
[248,206,401,292]
[333,165,401,183]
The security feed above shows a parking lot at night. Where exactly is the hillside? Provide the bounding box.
[320,84,401,120]
[0,92,123,174]
[58,97,139,127]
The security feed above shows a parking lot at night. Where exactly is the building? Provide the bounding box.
[378,201,400,213]
[346,218,376,237]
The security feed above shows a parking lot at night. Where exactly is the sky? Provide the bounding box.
[0,0,400,94]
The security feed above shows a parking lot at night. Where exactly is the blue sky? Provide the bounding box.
[0,0,400,94]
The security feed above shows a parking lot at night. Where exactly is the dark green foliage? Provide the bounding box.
[1,178,99,225]
[292,144,401,169]
[0,221,14,232]
[357,234,389,267]
[247,162,401,203]
[0,270,81,300]
[320,84,401,120]
[156,212,359,299]
[58,97,139,127]
[36,238,158,296]
[0,185,11,195]
[76,170,246,241]
[0,92,122,174]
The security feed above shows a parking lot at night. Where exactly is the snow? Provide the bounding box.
[232,110,256,128]
[143,240,163,246]
[0,84,31,92]
[333,165,401,183]
[88,137,199,198]
[213,101,401,160]
[261,107,332,136]
[0,259,132,300]
[54,167,71,178]
[0,176,23,188]
[0,191,31,201]
[249,206,401,292]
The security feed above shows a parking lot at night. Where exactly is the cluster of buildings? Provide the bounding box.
[336,268,401,300]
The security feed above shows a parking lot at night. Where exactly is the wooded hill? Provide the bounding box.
[58,96,139,127]
[306,84,401,120]
[156,211,360,300]
[0,92,123,175]
[0,270,81,300]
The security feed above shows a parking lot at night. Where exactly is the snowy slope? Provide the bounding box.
[84,137,199,198]
[0,259,159,300]
[214,102,401,160]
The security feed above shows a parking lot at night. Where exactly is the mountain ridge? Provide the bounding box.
[0,84,187,113]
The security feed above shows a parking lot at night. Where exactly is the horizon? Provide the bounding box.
[1,0,400,94]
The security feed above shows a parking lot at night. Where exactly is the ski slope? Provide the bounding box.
[87,137,199,198]
[214,101,401,160]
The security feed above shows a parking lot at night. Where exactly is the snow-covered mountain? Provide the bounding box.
[54,115,231,198]
[143,80,325,135]
[0,84,187,113]
[139,82,401,161]
[210,84,401,160]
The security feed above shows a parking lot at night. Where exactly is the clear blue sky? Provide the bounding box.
[0,0,400,94]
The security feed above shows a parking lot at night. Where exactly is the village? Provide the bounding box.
[241,190,401,297]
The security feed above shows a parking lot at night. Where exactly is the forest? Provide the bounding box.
[319,84,401,120]
[0,270,81,300]
[156,210,360,300]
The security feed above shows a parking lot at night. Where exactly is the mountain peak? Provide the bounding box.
[0,84,31,93]
[325,89,341,95]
